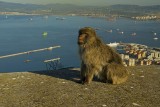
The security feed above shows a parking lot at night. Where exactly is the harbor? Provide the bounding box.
[0,46,61,59]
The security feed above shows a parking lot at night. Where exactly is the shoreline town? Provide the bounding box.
[110,42,160,66]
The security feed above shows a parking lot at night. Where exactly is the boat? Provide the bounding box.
[154,33,157,36]
[131,32,136,36]
[42,32,48,38]
[153,37,158,40]
[42,32,48,35]
[56,17,66,20]
[61,17,66,20]
[107,30,112,33]
[24,60,31,63]
[119,31,124,34]
[107,42,119,47]
[29,18,33,21]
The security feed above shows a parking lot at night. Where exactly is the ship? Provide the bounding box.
[153,37,158,40]
[119,31,124,34]
[106,30,113,33]
[42,32,48,38]
[42,32,48,36]
[131,32,136,36]
[107,42,119,47]
[56,17,66,20]
[154,33,157,36]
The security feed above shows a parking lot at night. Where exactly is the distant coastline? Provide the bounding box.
[1,12,160,21]
[0,1,160,21]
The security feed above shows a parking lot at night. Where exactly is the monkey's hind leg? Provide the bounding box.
[106,63,129,84]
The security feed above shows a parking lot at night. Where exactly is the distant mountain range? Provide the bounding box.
[0,1,44,12]
[0,1,160,16]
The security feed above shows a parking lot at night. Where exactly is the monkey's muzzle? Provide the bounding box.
[78,34,87,45]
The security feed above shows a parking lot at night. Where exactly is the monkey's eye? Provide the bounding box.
[84,33,89,38]
[79,32,82,35]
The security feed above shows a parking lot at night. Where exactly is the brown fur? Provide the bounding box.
[106,63,129,84]
[78,27,129,84]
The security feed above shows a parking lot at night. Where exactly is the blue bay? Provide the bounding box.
[0,15,160,72]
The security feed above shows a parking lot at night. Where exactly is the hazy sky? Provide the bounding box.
[0,0,160,6]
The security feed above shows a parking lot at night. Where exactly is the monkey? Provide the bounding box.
[77,27,129,84]
[104,62,129,84]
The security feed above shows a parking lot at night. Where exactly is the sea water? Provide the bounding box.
[0,15,159,72]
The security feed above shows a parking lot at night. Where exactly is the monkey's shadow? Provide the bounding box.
[30,67,81,83]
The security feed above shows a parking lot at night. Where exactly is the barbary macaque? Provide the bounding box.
[78,27,129,84]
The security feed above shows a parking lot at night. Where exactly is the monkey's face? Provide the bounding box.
[78,33,89,45]
[78,27,96,46]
